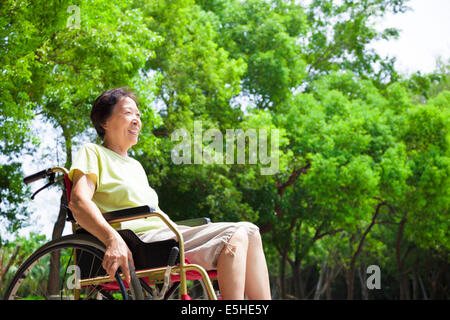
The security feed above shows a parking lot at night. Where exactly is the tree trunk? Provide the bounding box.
[279,249,288,299]
[290,259,304,299]
[412,271,419,300]
[326,273,333,300]
[396,212,410,300]
[418,273,428,300]
[270,274,281,299]
[346,269,356,300]
[0,243,22,293]
[261,163,311,235]
[358,264,369,300]
[47,191,68,296]
[47,129,72,296]
[314,260,328,300]
[325,264,339,300]
[346,202,384,299]
[399,274,411,300]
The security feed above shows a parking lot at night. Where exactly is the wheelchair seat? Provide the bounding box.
[75,228,180,279]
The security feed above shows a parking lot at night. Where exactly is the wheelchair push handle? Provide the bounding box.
[23,166,69,185]
[23,167,69,200]
[23,168,53,185]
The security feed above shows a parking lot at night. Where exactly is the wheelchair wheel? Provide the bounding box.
[3,234,142,300]
[166,278,219,300]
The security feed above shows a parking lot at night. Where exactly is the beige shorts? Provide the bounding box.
[138,221,259,270]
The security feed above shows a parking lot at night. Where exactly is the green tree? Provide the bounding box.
[0,163,30,233]
[303,0,409,84]
[197,0,308,109]
[0,233,47,296]
[1,0,161,236]
[1,0,162,296]
[139,0,246,132]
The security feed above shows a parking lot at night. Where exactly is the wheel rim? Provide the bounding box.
[5,242,127,300]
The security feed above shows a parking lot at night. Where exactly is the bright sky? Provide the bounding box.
[370,0,450,75]
[4,0,450,241]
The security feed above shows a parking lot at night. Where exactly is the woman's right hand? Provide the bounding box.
[103,233,134,284]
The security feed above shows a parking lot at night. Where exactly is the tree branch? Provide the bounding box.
[350,201,386,270]
[276,161,311,197]
[314,228,344,241]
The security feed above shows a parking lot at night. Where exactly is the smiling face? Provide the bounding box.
[102,97,142,152]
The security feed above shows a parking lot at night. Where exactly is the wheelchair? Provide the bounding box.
[3,166,218,300]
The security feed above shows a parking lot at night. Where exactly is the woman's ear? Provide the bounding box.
[101,120,109,132]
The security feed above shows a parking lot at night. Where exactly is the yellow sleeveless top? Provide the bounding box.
[69,143,165,232]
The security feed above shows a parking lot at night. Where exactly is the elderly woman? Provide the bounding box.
[68,88,271,300]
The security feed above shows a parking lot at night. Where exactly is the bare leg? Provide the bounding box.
[244,231,271,299]
[216,227,248,299]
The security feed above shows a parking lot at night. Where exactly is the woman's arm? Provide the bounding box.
[69,169,133,283]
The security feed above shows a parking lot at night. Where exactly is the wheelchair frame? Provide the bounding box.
[4,166,218,300]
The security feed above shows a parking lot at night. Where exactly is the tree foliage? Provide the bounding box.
[1,0,449,299]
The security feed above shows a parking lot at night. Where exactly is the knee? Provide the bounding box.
[219,227,249,258]
[231,226,249,246]
[237,222,260,241]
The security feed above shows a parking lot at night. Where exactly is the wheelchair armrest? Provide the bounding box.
[101,205,157,223]
[175,217,211,227]
[101,205,184,259]
[101,206,211,227]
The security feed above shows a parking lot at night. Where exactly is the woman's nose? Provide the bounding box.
[132,117,141,127]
